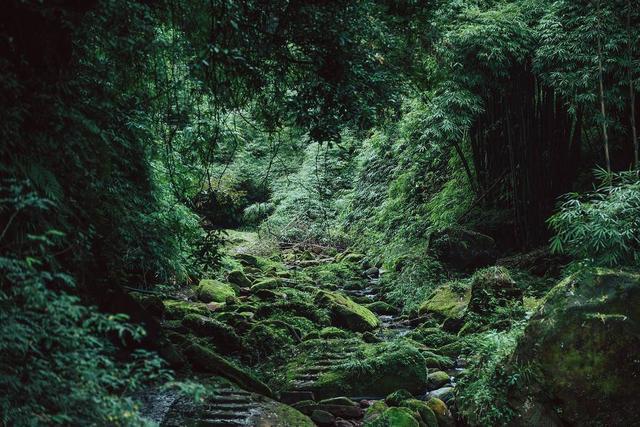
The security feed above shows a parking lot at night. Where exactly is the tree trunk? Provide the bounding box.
[628,0,639,169]
[596,13,611,175]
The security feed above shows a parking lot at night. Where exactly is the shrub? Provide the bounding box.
[548,170,640,267]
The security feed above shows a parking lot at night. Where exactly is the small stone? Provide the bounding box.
[335,418,354,427]
[311,409,335,426]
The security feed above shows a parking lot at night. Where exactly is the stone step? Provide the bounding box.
[203,403,253,411]
[178,418,245,427]
[213,388,252,396]
[291,380,316,390]
[200,409,251,420]
[208,395,253,404]
[296,365,332,373]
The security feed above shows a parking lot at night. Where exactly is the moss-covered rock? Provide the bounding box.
[425,397,453,427]
[385,389,413,407]
[181,313,243,354]
[426,371,450,390]
[315,290,379,332]
[288,339,428,399]
[505,269,640,426]
[251,277,281,292]
[163,299,209,319]
[418,283,470,320]
[196,279,236,303]
[234,253,259,267]
[129,292,165,317]
[245,321,296,359]
[184,343,272,397]
[365,301,400,315]
[319,326,350,339]
[227,269,252,288]
[401,399,438,427]
[363,401,388,423]
[363,406,420,427]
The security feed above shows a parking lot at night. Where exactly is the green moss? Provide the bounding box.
[401,399,438,427]
[503,269,640,426]
[290,339,428,399]
[385,389,413,407]
[227,269,252,288]
[315,290,380,332]
[467,266,522,317]
[319,326,350,339]
[418,283,470,319]
[257,401,315,426]
[365,301,399,315]
[425,398,450,426]
[306,261,361,288]
[181,313,243,353]
[196,279,236,303]
[426,371,450,390]
[184,343,272,397]
[245,321,296,359]
[251,278,281,292]
[363,407,420,427]
[163,299,209,319]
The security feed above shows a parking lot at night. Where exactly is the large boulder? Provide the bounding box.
[287,339,428,399]
[505,269,640,426]
[430,227,497,271]
[315,290,380,332]
[195,279,236,303]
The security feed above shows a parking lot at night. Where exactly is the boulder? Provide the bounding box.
[418,283,470,320]
[227,269,252,288]
[401,399,438,427]
[289,340,428,399]
[234,253,259,267]
[163,299,209,319]
[315,290,380,332]
[426,371,450,390]
[250,278,281,292]
[311,409,335,426]
[505,269,640,426]
[363,406,419,427]
[365,301,400,315]
[430,227,497,271]
[425,397,454,427]
[195,279,236,303]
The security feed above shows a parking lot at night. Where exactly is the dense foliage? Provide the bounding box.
[1,0,639,425]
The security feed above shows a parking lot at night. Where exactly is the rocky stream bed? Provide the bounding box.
[131,230,640,427]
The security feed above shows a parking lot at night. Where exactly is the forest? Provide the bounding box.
[1,0,639,426]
